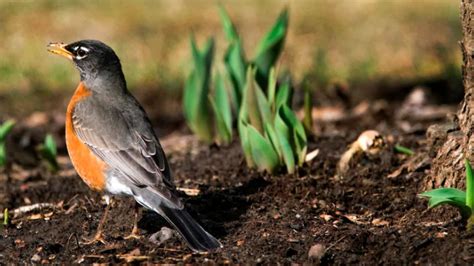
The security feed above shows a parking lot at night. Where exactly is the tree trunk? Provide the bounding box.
[427,0,474,189]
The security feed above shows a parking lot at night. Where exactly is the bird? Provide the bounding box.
[47,39,222,252]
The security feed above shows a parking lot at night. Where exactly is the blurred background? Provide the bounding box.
[0,0,461,118]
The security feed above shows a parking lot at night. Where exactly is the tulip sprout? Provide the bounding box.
[239,67,307,174]
[184,5,289,145]
[419,159,474,230]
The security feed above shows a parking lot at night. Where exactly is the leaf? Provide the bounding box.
[0,120,15,142]
[183,71,198,124]
[218,4,239,42]
[224,41,247,109]
[242,67,263,132]
[280,105,307,165]
[253,8,288,88]
[246,125,279,173]
[210,73,232,145]
[255,82,272,127]
[264,123,282,159]
[267,68,277,111]
[183,36,215,142]
[40,134,59,172]
[274,108,295,173]
[293,128,307,166]
[419,188,471,219]
[466,159,474,209]
[0,143,6,167]
[275,80,292,108]
[419,188,466,203]
[238,119,254,167]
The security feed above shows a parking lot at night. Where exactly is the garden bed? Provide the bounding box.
[1,90,473,264]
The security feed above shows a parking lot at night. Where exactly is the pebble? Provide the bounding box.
[149,227,174,245]
[308,244,326,260]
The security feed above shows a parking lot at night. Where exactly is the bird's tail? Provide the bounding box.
[133,189,222,252]
[159,205,222,252]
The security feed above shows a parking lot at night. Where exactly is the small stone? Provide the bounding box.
[149,227,174,245]
[31,254,41,263]
[308,244,326,260]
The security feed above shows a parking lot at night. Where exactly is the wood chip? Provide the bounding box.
[371,218,390,226]
[176,187,200,196]
[305,149,320,162]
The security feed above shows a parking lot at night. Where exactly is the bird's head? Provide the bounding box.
[47,40,125,89]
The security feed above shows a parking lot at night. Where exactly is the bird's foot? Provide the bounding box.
[124,227,141,240]
[81,232,107,245]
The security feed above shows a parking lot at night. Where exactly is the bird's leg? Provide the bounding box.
[124,202,141,240]
[82,195,112,245]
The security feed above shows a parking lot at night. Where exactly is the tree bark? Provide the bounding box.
[427,0,474,189]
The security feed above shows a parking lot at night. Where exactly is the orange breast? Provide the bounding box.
[65,82,107,191]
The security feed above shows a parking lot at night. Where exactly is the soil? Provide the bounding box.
[1,87,473,264]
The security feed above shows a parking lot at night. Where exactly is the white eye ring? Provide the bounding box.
[75,46,90,60]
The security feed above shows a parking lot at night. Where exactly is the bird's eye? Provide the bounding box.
[75,46,89,59]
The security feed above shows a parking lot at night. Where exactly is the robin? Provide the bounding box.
[47,40,222,252]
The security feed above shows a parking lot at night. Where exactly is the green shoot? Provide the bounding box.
[0,119,15,167]
[253,8,289,89]
[3,208,8,226]
[239,66,306,174]
[209,73,233,145]
[184,4,299,173]
[394,144,414,156]
[466,158,474,211]
[419,159,474,230]
[183,36,215,143]
[0,120,15,142]
[39,134,59,172]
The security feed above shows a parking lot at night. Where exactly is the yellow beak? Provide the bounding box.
[47,42,73,60]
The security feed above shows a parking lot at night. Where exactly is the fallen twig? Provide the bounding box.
[117,255,150,263]
[0,203,59,219]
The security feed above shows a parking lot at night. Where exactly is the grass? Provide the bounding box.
[0,0,461,116]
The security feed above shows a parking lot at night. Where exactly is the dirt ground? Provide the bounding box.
[1,86,473,264]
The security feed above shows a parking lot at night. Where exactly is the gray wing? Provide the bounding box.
[72,96,182,208]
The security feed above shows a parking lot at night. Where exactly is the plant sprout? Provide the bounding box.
[394,144,414,156]
[238,67,307,174]
[419,159,474,230]
[39,134,59,172]
[184,5,290,144]
[3,208,8,226]
[0,119,15,167]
